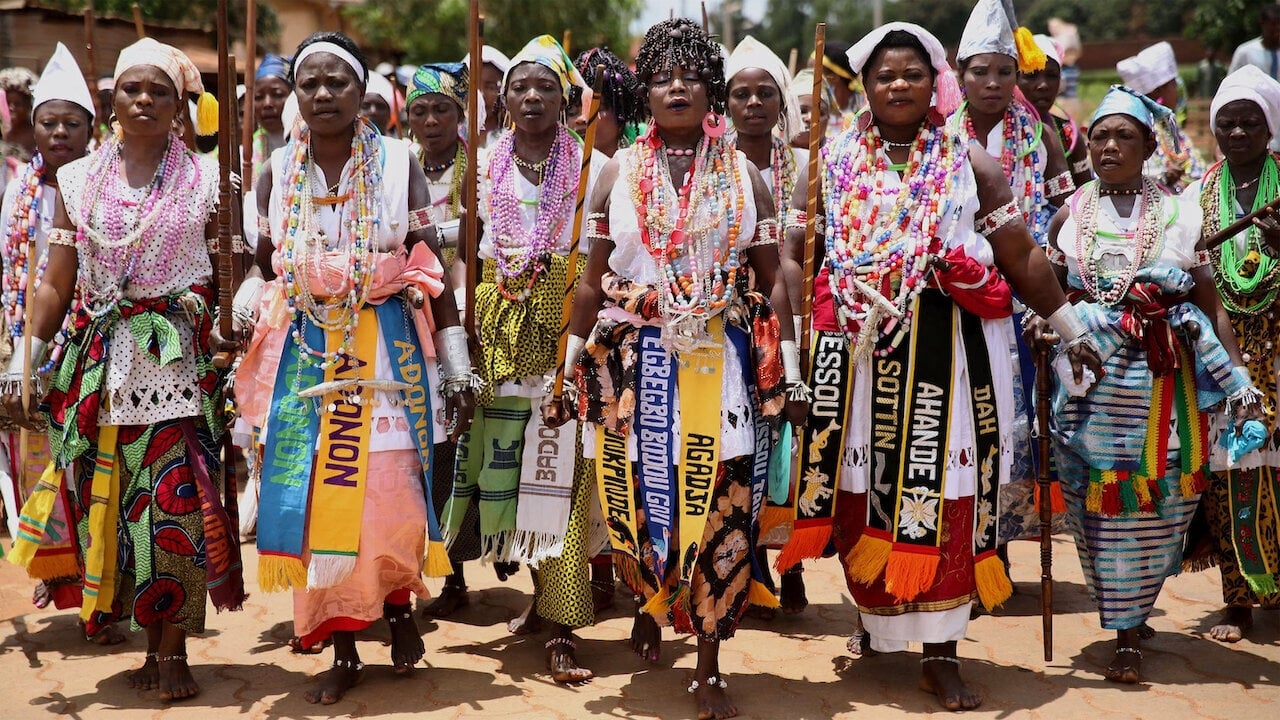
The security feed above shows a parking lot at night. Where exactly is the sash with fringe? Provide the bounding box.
[728,323,781,609]
[305,317,378,589]
[80,425,121,620]
[510,412,578,566]
[376,299,450,578]
[636,326,677,583]
[846,290,954,603]
[257,318,326,591]
[777,330,851,569]
[6,433,79,580]
[959,311,1011,610]
[1226,466,1280,595]
[594,426,647,592]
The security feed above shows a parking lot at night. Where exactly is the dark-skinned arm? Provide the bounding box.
[1040,119,1073,206]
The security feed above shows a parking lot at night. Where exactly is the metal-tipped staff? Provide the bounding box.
[1206,195,1280,250]
[241,0,257,183]
[1035,345,1054,662]
[550,65,605,405]
[463,0,483,339]
[213,0,235,368]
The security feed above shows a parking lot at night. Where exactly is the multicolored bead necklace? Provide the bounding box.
[278,117,382,368]
[726,131,797,227]
[629,124,744,346]
[959,99,1048,246]
[1209,156,1280,315]
[77,132,198,317]
[1072,177,1165,307]
[823,121,965,363]
[422,141,467,220]
[486,126,579,302]
[2,153,69,372]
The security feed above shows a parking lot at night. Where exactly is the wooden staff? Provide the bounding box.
[562,29,571,57]
[1206,195,1280,251]
[798,23,825,356]
[550,65,605,404]
[131,3,144,38]
[84,0,99,93]
[463,0,482,338]
[1034,345,1054,662]
[213,0,235,366]
[787,48,798,76]
[241,0,257,181]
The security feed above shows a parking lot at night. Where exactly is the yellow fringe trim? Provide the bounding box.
[844,532,892,585]
[24,552,80,582]
[974,553,1013,610]
[1085,475,1105,514]
[1015,27,1046,73]
[258,555,308,593]
[883,550,940,602]
[195,92,219,136]
[748,579,780,609]
[422,540,452,578]
[640,585,672,619]
[757,505,792,539]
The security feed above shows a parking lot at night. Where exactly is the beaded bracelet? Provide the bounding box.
[976,200,1021,238]
[784,208,807,232]
[1045,171,1075,197]
[748,218,781,247]
[1044,245,1066,266]
[586,213,610,244]
[1192,249,1211,268]
[407,207,432,233]
[48,228,77,247]
[206,237,221,254]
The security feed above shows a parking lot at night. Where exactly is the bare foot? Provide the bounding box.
[85,623,127,646]
[422,584,469,618]
[304,663,363,705]
[288,635,329,654]
[1104,646,1142,684]
[1209,606,1252,643]
[630,610,661,662]
[780,567,808,615]
[918,656,983,711]
[507,600,544,635]
[126,653,159,690]
[1137,622,1156,640]
[157,655,200,702]
[546,635,594,684]
[32,582,52,609]
[385,603,425,673]
[693,678,737,719]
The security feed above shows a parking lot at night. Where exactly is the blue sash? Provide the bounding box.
[728,324,774,588]
[635,326,677,581]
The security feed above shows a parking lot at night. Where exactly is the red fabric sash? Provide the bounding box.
[1069,283,1182,376]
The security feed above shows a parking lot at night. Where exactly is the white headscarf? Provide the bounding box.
[726,35,803,142]
[847,22,962,117]
[1033,34,1062,68]
[1211,65,1280,138]
[32,42,95,120]
[1116,42,1178,96]
[365,70,396,109]
[462,45,511,75]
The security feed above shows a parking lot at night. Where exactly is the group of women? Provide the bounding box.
[1,1,1279,716]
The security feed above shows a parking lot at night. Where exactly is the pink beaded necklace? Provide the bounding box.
[486,126,579,302]
[960,99,1047,245]
[824,121,965,363]
[2,153,70,372]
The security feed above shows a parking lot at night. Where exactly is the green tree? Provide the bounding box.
[345,0,642,64]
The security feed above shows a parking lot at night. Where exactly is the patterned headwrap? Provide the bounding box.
[504,35,584,103]
[114,38,217,135]
[408,62,468,109]
[1090,84,1180,151]
[256,53,291,83]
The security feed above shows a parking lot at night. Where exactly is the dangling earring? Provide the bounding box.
[702,111,726,138]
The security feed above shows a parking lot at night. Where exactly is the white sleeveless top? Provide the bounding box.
[1057,187,1203,279]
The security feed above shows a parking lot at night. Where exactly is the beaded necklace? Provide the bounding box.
[421,141,466,220]
[629,124,744,344]
[727,131,797,225]
[278,117,382,367]
[1209,156,1280,315]
[1072,178,1165,307]
[824,121,965,362]
[960,100,1047,245]
[2,153,69,372]
[486,126,579,302]
[77,133,199,317]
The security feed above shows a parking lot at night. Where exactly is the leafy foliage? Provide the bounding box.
[41,0,279,46]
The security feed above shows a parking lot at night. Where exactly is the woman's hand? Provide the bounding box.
[1066,338,1105,391]
[542,393,575,428]
[1254,206,1280,255]
[784,398,809,428]
[446,390,475,442]
[210,313,253,354]
[0,379,43,430]
[1235,396,1265,434]
[1022,314,1058,353]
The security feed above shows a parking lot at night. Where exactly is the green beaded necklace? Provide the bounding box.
[1217,156,1280,314]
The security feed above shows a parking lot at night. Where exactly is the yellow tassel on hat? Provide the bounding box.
[195,91,219,136]
[1015,27,1046,74]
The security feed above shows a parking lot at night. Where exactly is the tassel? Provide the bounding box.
[24,549,80,581]
[640,586,673,619]
[757,505,793,539]
[258,554,308,592]
[1033,481,1067,516]
[195,92,219,136]
[1244,573,1280,596]
[844,529,892,585]
[307,554,357,590]
[1132,473,1154,513]
[6,467,60,569]
[423,540,452,578]
[1015,27,1046,73]
[748,579,780,609]
[1119,477,1139,514]
[935,66,963,117]
[1085,476,1104,514]
[1101,480,1122,516]
[974,550,1013,610]
[883,546,940,602]
[775,524,831,571]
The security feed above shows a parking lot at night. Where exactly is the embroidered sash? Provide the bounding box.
[1226,466,1280,596]
[777,330,851,569]
[674,319,724,589]
[594,426,647,591]
[80,424,121,620]
[635,326,677,582]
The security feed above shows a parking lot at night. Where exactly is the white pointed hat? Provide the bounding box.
[1116,42,1178,96]
[32,42,95,120]
[1211,65,1280,138]
[958,0,1016,63]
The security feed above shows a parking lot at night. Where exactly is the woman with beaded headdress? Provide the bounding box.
[787,22,1100,710]
[1033,85,1262,684]
[231,31,476,704]
[400,60,480,619]
[1116,42,1206,194]
[1182,66,1280,644]
[573,47,645,159]
[567,18,806,719]
[722,34,810,620]
[0,42,116,645]
[951,0,1075,553]
[444,33,606,685]
[1,37,245,702]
